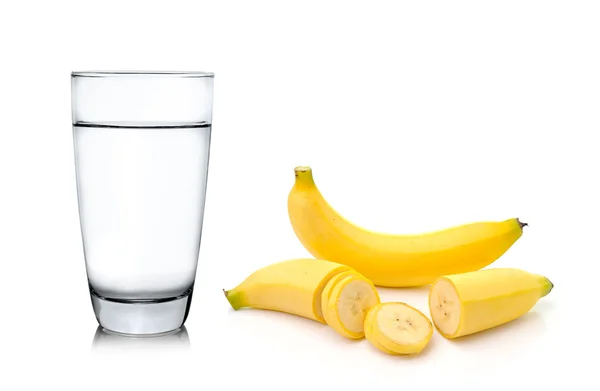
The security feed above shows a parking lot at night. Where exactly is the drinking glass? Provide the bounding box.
[71,71,214,335]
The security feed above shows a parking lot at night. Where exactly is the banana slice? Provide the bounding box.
[364,306,399,355]
[321,270,362,326]
[326,275,380,339]
[364,302,433,355]
[428,278,461,337]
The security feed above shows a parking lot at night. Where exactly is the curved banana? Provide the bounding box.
[287,166,527,287]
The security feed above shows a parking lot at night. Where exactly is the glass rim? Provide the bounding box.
[71,71,214,78]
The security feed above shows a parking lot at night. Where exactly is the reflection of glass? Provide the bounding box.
[72,71,214,336]
[92,326,191,351]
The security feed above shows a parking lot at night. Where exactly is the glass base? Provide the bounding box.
[90,287,193,336]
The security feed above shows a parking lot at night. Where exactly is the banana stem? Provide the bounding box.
[294,166,314,186]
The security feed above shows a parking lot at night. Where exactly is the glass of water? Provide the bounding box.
[71,71,214,336]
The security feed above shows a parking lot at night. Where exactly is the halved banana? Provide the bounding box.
[364,302,433,355]
[326,274,380,339]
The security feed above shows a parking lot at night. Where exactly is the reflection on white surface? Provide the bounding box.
[448,310,549,348]
[92,325,191,351]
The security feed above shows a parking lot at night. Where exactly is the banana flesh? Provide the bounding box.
[324,275,380,339]
[364,302,433,355]
[321,270,363,326]
[428,279,461,337]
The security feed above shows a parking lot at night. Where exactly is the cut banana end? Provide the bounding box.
[364,302,433,355]
[321,270,362,326]
[428,278,461,338]
[325,275,380,339]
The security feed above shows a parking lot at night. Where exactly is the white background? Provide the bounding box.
[0,0,597,389]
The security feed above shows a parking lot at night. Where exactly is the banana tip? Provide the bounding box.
[223,289,244,310]
[542,278,554,297]
[517,218,528,229]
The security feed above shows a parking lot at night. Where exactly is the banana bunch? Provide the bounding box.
[223,166,554,356]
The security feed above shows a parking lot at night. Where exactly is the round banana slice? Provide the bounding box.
[364,302,433,355]
[428,277,461,338]
[326,275,380,339]
[364,306,399,355]
[321,270,362,326]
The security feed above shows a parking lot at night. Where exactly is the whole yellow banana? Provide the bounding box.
[287,166,527,287]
